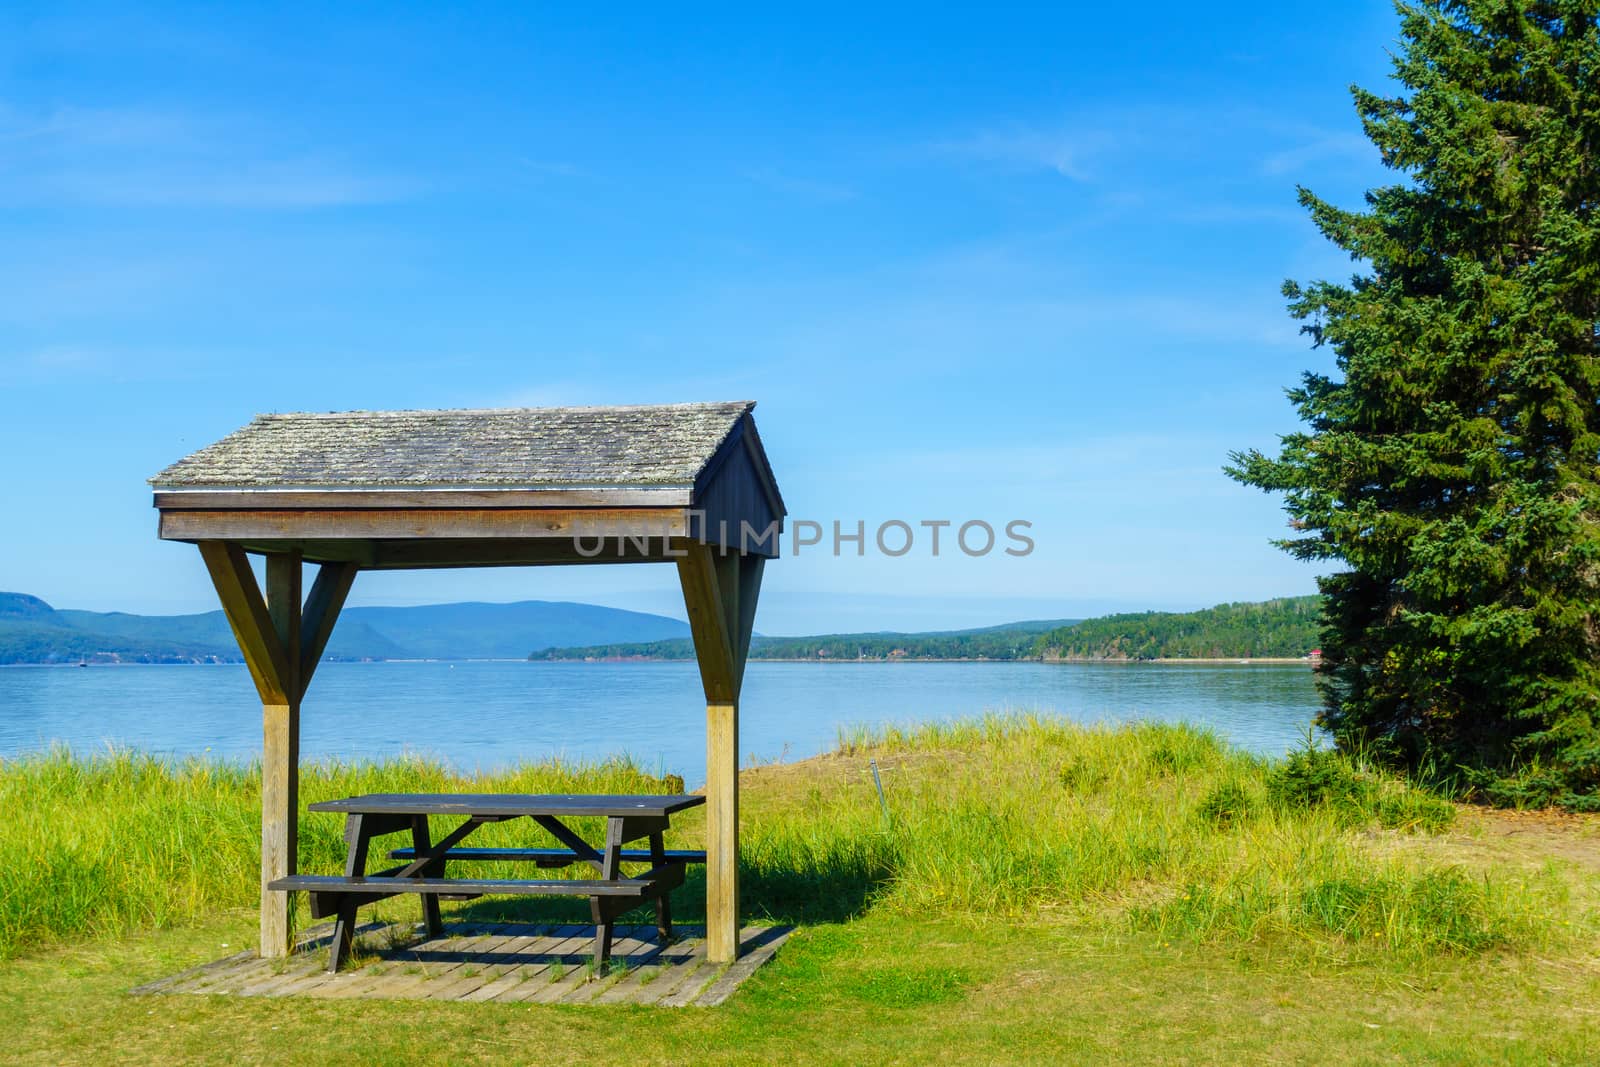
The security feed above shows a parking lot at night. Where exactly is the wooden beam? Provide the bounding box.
[371,538,671,570]
[734,555,764,689]
[238,540,376,567]
[676,541,737,704]
[676,541,757,964]
[197,541,291,705]
[266,553,302,701]
[262,551,303,960]
[714,549,740,669]
[161,507,691,543]
[298,561,357,696]
[154,487,692,510]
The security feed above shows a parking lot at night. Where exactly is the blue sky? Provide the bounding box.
[0,3,1400,633]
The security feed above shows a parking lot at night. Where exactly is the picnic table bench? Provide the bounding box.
[268,793,706,973]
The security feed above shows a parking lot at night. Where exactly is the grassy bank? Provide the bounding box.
[5,716,1600,1063]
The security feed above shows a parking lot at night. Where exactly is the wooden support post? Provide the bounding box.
[705,698,739,962]
[676,540,762,964]
[262,551,302,959]
[197,543,356,960]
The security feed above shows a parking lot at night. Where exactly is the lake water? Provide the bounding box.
[0,661,1320,785]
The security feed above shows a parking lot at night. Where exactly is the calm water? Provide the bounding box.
[0,661,1319,785]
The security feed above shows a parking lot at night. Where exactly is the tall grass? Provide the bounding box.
[0,748,674,958]
[824,715,1566,957]
[0,716,1583,961]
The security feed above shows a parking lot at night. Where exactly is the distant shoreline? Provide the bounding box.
[4,655,1315,668]
[538,655,1314,666]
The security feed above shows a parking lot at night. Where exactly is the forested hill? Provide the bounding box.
[1034,597,1321,661]
[535,619,1079,662]
[537,598,1322,662]
[0,592,689,664]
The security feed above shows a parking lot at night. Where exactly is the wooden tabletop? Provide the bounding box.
[307,793,706,818]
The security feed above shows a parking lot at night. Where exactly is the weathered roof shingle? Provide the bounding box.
[150,402,757,489]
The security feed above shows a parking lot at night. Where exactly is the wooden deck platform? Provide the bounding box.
[131,921,792,1007]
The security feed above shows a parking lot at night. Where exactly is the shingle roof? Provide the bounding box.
[150,402,757,489]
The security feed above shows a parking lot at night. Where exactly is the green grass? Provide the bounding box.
[0,748,678,959]
[4,715,1599,1064]
[0,717,1576,961]
[823,716,1560,959]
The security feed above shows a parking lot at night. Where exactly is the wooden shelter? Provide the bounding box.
[150,401,783,964]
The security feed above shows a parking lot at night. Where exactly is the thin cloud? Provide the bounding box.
[743,167,858,203]
[936,108,1383,192]
[1261,130,1374,176]
[0,103,415,209]
[934,122,1109,180]
[44,163,416,208]
[518,158,592,179]
[0,343,207,385]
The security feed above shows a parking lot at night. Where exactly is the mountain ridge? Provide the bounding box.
[0,592,691,665]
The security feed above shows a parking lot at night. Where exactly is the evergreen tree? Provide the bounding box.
[1228,1,1600,807]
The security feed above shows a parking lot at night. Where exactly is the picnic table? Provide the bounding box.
[268,793,707,973]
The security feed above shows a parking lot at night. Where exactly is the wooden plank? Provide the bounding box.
[658,955,724,1007]
[162,507,691,543]
[129,950,255,995]
[155,487,693,510]
[526,950,603,1004]
[234,920,391,997]
[628,937,711,1006]
[135,922,774,1004]
[459,964,548,1003]
[690,926,792,1006]
[309,925,480,1000]
[593,936,691,1005]
[706,701,739,963]
[466,927,592,1003]
[386,846,707,865]
[308,793,704,818]
[337,931,509,1001]
[492,935,599,1003]
[417,930,547,1001]
[197,541,291,704]
[174,953,275,994]
[564,930,663,1004]
[269,874,665,897]
[233,955,328,997]
[298,560,357,696]
[258,964,350,998]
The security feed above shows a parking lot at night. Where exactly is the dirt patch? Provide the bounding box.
[1450,805,1600,873]
[1367,802,1600,902]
